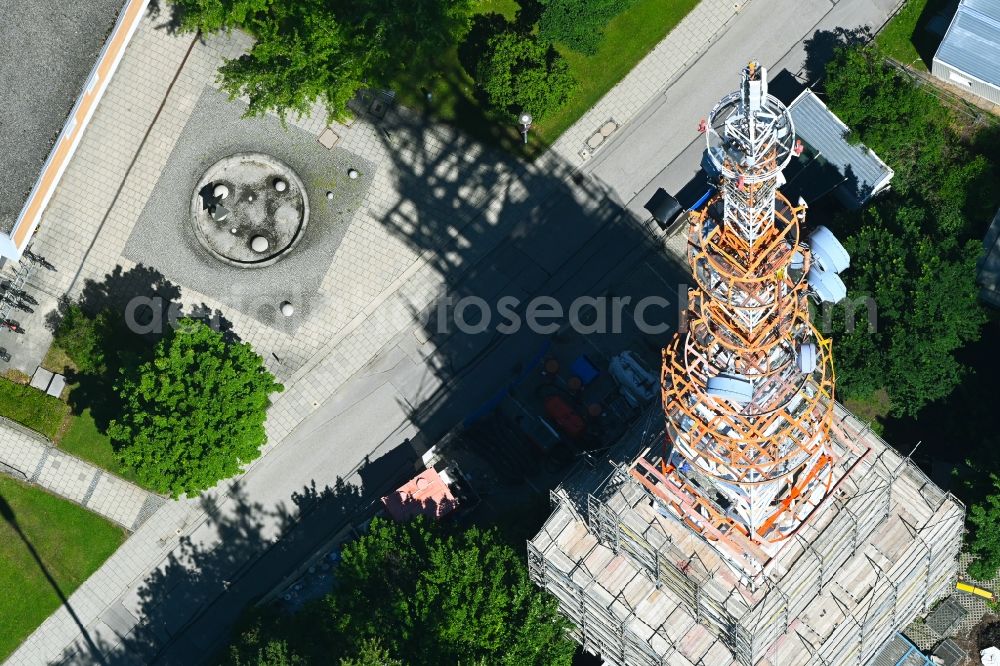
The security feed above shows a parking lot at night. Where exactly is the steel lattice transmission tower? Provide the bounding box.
[528,61,965,666]
[660,61,839,552]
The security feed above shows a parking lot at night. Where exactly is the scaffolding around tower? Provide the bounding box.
[529,405,964,666]
[528,61,965,666]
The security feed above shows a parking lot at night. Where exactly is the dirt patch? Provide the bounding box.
[1,369,30,385]
[953,613,1000,664]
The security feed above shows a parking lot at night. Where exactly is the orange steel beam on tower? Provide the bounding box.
[648,61,842,547]
[628,457,771,563]
[756,453,832,536]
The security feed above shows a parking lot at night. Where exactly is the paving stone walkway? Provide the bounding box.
[0,419,163,530]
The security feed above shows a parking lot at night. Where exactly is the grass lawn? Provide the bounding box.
[57,407,138,484]
[393,0,699,155]
[3,342,139,484]
[537,0,700,142]
[472,0,519,16]
[0,476,126,660]
[0,343,139,484]
[876,0,952,70]
[0,379,69,440]
[0,376,133,481]
[844,388,891,436]
[41,344,77,375]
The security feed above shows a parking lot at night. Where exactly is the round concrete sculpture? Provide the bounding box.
[191,153,309,268]
[280,301,294,317]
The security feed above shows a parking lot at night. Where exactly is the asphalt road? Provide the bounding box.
[143,171,667,665]
[123,1,905,663]
[588,0,900,214]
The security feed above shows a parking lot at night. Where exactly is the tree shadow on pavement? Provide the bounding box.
[145,0,185,34]
[44,75,685,664]
[76,264,182,327]
[326,83,692,587]
[366,89,680,438]
[342,98,696,666]
[44,264,181,340]
[47,453,416,665]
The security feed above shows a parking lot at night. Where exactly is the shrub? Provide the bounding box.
[52,304,112,374]
[967,475,1000,582]
[108,319,283,497]
[538,0,635,54]
[226,622,303,666]
[476,31,576,122]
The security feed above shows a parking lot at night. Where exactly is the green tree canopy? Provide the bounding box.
[827,203,986,417]
[538,0,635,55]
[52,303,114,374]
[227,623,303,666]
[967,475,1000,581]
[339,639,403,666]
[826,47,994,236]
[821,44,994,417]
[225,519,576,665]
[475,31,576,122]
[171,0,472,120]
[108,319,283,496]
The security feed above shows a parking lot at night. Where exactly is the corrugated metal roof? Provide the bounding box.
[965,0,1000,18]
[934,0,1000,86]
[787,90,894,207]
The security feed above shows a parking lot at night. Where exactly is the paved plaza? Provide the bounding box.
[124,86,375,332]
[0,0,906,662]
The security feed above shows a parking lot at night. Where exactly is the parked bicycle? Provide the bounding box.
[23,250,55,271]
[10,299,33,314]
[7,289,36,305]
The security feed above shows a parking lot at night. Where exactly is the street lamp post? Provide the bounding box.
[518,112,533,145]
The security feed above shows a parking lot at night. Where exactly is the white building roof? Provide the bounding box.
[934,0,1000,87]
[787,90,894,208]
